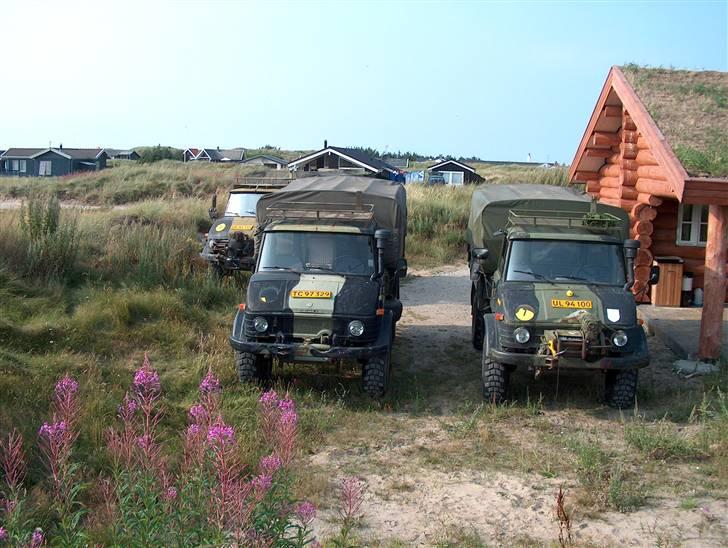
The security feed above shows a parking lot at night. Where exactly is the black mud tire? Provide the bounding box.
[362,355,389,398]
[605,369,638,409]
[482,357,509,404]
[235,351,272,384]
[471,302,484,351]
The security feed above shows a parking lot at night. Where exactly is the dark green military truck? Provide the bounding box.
[467,184,659,408]
[229,176,407,397]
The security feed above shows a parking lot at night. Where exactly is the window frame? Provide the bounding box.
[39,160,53,177]
[441,171,465,186]
[676,204,708,247]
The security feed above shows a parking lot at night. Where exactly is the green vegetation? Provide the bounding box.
[674,132,728,178]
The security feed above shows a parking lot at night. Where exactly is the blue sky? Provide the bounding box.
[0,0,725,162]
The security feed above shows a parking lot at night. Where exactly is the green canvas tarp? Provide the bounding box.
[257,175,407,268]
[467,184,630,273]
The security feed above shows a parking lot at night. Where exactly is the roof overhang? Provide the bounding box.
[682,177,728,205]
[30,148,71,160]
[568,66,689,201]
[288,147,381,173]
[427,159,476,173]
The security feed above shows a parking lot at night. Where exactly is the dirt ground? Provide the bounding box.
[307,266,727,547]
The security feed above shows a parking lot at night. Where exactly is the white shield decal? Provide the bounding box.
[607,308,621,323]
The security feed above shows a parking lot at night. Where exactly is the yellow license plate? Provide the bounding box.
[230,222,254,231]
[291,290,332,299]
[551,299,592,309]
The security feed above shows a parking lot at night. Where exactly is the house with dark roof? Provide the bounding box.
[0,147,108,177]
[569,65,728,359]
[185,147,246,163]
[427,159,483,186]
[288,142,401,180]
[241,154,288,170]
[105,148,140,161]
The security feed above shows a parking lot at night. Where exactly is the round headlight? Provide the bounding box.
[348,320,365,337]
[513,327,530,344]
[612,330,628,347]
[253,316,269,333]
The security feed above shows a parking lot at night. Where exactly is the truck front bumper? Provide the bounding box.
[489,348,650,370]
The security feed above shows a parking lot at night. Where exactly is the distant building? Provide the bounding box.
[242,154,288,170]
[427,159,483,186]
[184,147,246,163]
[105,148,140,160]
[0,147,108,177]
[288,141,401,180]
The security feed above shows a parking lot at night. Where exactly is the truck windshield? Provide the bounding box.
[505,240,626,285]
[258,231,375,276]
[224,193,261,216]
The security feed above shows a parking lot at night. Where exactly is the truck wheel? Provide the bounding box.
[362,355,389,397]
[471,302,484,351]
[605,369,638,409]
[235,351,272,383]
[482,357,509,404]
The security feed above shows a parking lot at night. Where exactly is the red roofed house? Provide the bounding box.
[569,65,728,360]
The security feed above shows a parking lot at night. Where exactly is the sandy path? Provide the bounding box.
[308,267,727,546]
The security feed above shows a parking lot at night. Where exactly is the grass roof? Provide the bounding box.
[621,64,728,178]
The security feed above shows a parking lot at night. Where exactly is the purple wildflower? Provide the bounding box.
[0,527,7,542]
[251,473,272,495]
[136,434,152,450]
[280,410,298,427]
[189,404,208,423]
[186,423,201,437]
[259,390,278,405]
[38,421,68,443]
[30,529,44,547]
[296,501,317,523]
[199,370,221,395]
[277,398,295,413]
[117,394,138,418]
[207,423,235,446]
[133,353,160,395]
[54,375,78,399]
[164,486,178,501]
[259,453,282,475]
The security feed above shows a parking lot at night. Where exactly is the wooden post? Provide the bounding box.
[698,205,728,360]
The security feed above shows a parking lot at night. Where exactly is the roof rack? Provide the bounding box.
[265,201,375,223]
[231,177,291,191]
[507,209,622,231]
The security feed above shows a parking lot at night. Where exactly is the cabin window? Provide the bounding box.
[18,160,26,172]
[39,161,52,176]
[10,160,19,171]
[677,204,708,246]
[441,171,465,186]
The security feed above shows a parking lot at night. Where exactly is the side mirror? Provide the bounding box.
[471,247,489,261]
[397,258,408,278]
[209,194,218,220]
[624,239,640,260]
[649,265,660,285]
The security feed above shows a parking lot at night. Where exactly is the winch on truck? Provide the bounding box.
[229,175,407,397]
[467,184,660,408]
[201,181,288,275]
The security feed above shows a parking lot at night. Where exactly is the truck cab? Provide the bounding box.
[229,176,407,397]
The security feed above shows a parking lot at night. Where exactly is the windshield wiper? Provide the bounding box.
[305,263,335,271]
[512,269,547,280]
[554,275,588,281]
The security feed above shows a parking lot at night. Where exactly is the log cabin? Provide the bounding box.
[569,65,727,360]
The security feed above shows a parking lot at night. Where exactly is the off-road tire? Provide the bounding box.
[482,356,509,404]
[605,369,638,409]
[235,351,272,384]
[362,356,389,397]
[472,302,484,351]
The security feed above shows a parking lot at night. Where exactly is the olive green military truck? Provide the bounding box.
[201,182,288,275]
[467,184,659,408]
[229,176,407,397]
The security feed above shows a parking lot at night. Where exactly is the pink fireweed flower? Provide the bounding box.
[199,369,222,395]
[136,434,153,450]
[133,353,160,395]
[251,473,272,495]
[279,410,298,427]
[186,423,201,437]
[117,393,138,419]
[189,403,208,424]
[38,421,68,443]
[296,501,317,524]
[258,390,278,406]
[163,486,178,501]
[0,527,7,542]
[277,398,295,413]
[259,453,282,475]
[207,423,235,446]
[54,375,78,400]
[30,529,44,547]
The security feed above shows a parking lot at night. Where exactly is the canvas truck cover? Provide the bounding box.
[256,175,407,268]
[467,184,630,274]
